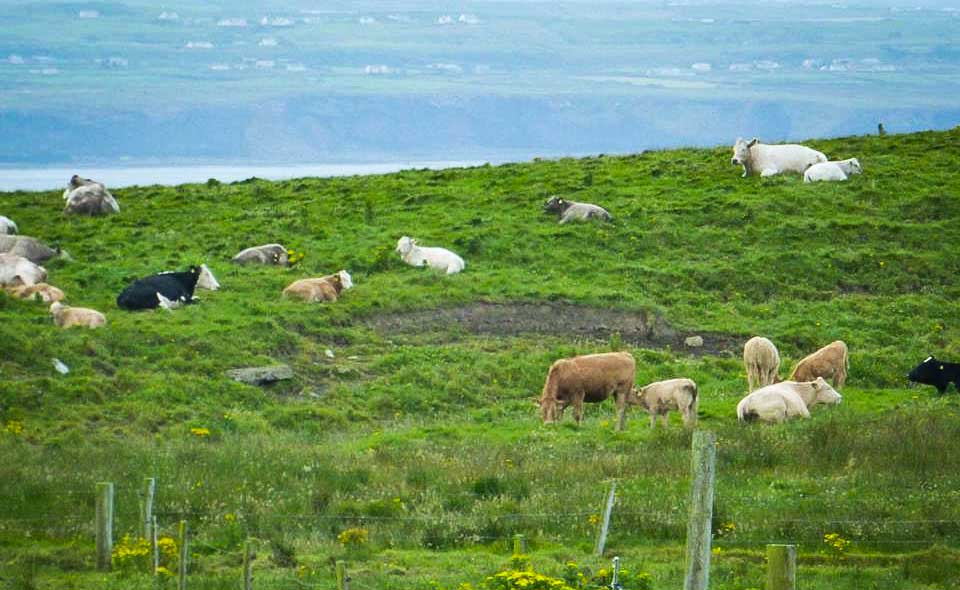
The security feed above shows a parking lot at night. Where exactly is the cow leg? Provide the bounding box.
[574,391,585,426]
[614,389,627,431]
[648,413,656,428]
[660,413,669,428]
[747,370,755,392]
[835,367,846,389]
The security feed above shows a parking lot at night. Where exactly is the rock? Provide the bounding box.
[684,335,704,348]
[52,358,69,374]
[226,365,293,385]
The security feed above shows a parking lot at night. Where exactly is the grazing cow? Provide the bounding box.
[282,270,353,302]
[0,235,60,264]
[803,158,863,183]
[0,215,17,235]
[629,378,698,428]
[233,243,289,266]
[0,253,47,287]
[50,302,106,329]
[543,195,612,224]
[116,266,205,310]
[731,137,827,177]
[736,378,842,423]
[6,283,65,303]
[396,236,465,274]
[743,336,781,391]
[907,356,960,395]
[789,340,849,388]
[539,351,636,430]
[63,175,120,216]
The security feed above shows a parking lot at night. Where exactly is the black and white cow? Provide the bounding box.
[116,264,218,310]
[908,356,960,395]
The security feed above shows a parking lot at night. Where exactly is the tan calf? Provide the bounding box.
[629,378,698,428]
[6,283,65,303]
[789,340,848,388]
[49,302,106,329]
[282,270,353,302]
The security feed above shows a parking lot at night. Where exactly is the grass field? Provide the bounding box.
[2,128,960,589]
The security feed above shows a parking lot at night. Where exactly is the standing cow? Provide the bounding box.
[736,378,842,423]
[743,336,781,391]
[907,356,960,395]
[629,378,698,428]
[539,352,636,430]
[789,340,849,388]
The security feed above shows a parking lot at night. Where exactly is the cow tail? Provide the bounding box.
[736,397,749,422]
[689,382,699,426]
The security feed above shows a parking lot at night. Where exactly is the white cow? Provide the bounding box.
[543,196,612,224]
[803,158,863,183]
[49,302,106,329]
[736,377,841,423]
[743,336,781,391]
[395,236,465,274]
[196,264,220,290]
[0,253,47,287]
[0,216,17,235]
[629,378,698,428]
[63,175,120,216]
[731,137,827,177]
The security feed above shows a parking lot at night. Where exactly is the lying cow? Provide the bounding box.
[629,378,698,428]
[6,283,65,303]
[63,175,120,216]
[0,215,17,235]
[907,356,960,395]
[803,158,863,183]
[731,137,827,177]
[543,196,612,224]
[789,340,848,388]
[736,377,841,423]
[0,235,61,264]
[396,236,465,275]
[539,351,636,430]
[233,243,290,266]
[282,270,353,302]
[743,336,781,391]
[116,264,217,310]
[0,253,47,287]
[50,301,106,329]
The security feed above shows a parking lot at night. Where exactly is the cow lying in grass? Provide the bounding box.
[629,378,698,428]
[117,264,218,310]
[0,215,17,235]
[803,158,862,183]
[6,283,65,303]
[743,336,780,391]
[50,302,106,329]
[283,270,353,302]
[736,378,841,423]
[731,137,827,177]
[0,253,47,287]
[396,236,465,275]
[0,235,61,264]
[789,340,848,388]
[233,243,289,266]
[543,196,612,224]
[908,356,960,395]
[63,175,120,216]
[539,351,636,430]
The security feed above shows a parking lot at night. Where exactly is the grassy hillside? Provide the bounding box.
[2,128,960,589]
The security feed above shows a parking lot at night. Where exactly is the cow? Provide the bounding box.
[396,236,465,275]
[803,158,863,183]
[0,215,16,235]
[789,340,849,388]
[907,356,960,395]
[282,270,353,302]
[6,283,65,303]
[628,378,698,428]
[543,196,612,224]
[63,175,120,216]
[232,243,289,266]
[49,302,106,329]
[0,253,47,287]
[736,378,842,423]
[0,235,61,264]
[743,336,781,391]
[731,137,827,177]
[116,265,207,310]
[539,351,636,430]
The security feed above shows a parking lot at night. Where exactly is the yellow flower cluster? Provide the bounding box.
[716,521,737,537]
[287,249,306,265]
[823,532,851,553]
[190,427,211,437]
[337,527,369,547]
[4,420,24,435]
[485,570,572,590]
[112,535,151,573]
[157,535,178,559]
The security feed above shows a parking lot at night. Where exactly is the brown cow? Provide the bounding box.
[629,378,698,428]
[789,340,849,388]
[743,336,781,391]
[539,351,636,430]
[49,302,106,329]
[6,282,65,303]
[282,270,353,302]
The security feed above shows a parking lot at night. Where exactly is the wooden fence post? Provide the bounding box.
[683,431,717,590]
[766,544,797,590]
[141,477,155,540]
[336,560,348,590]
[594,481,617,556]
[152,515,159,575]
[513,534,526,555]
[95,482,114,571]
[178,520,188,590]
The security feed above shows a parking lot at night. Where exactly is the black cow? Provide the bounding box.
[117,266,202,310]
[907,356,960,394]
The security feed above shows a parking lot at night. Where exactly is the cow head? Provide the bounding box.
[811,377,842,406]
[396,236,415,256]
[196,263,220,291]
[847,158,863,175]
[49,301,65,315]
[908,356,941,386]
[337,270,354,290]
[543,196,571,215]
[627,386,649,410]
[540,395,561,424]
[731,138,758,172]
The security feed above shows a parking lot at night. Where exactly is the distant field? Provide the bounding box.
[1,129,960,588]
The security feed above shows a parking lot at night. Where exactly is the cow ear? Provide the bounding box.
[748,138,759,147]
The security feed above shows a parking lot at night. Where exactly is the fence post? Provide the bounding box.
[95,482,114,571]
[336,560,348,590]
[683,431,717,590]
[141,477,156,540]
[594,481,617,556]
[178,520,188,590]
[243,539,254,590]
[513,534,527,555]
[152,515,159,575]
[766,544,797,590]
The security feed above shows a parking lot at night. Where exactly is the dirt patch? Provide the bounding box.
[362,301,742,356]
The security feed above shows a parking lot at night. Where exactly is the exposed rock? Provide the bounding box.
[226,365,293,385]
[684,335,704,348]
